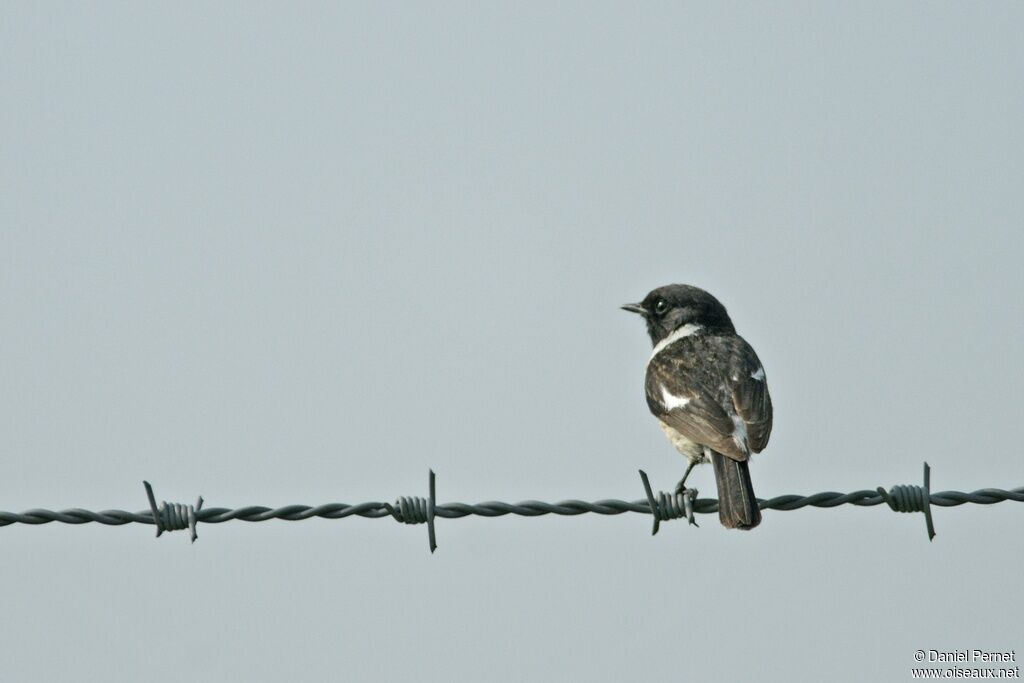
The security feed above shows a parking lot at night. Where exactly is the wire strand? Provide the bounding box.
[1,464,1020,551]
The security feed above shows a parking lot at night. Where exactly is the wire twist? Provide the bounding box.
[880,485,928,512]
[387,497,429,524]
[661,491,697,527]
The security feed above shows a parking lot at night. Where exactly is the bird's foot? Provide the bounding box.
[673,485,699,527]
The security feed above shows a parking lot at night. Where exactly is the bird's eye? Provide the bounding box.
[653,299,669,315]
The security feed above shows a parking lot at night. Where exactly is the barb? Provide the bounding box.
[380,470,437,553]
[143,481,203,543]
[877,462,935,541]
[0,465,1021,552]
[639,469,698,535]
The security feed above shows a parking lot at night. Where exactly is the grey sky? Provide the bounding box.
[2,3,1022,681]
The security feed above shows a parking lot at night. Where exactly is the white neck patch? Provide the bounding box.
[648,323,702,364]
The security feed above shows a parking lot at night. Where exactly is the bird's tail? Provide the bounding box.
[710,451,761,530]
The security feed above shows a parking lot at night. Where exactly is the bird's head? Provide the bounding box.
[622,284,735,347]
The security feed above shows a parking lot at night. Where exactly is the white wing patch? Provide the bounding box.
[751,367,765,382]
[731,413,749,454]
[659,384,691,411]
[648,323,702,365]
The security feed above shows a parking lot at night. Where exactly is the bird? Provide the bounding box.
[622,284,772,529]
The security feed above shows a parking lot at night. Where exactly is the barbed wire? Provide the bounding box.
[0,464,1021,551]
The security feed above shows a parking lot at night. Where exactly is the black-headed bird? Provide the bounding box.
[623,284,773,529]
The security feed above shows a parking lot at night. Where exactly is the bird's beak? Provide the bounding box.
[620,303,647,316]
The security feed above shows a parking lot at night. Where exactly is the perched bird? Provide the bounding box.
[622,284,772,529]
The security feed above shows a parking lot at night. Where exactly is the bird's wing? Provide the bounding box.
[645,347,750,461]
[725,336,773,454]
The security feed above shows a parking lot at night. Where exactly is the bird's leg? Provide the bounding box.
[675,457,700,526]
[674,459,698,495]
